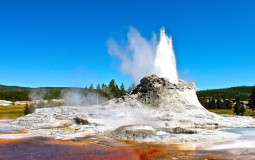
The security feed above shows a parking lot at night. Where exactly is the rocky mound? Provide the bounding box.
[131,75,199,107]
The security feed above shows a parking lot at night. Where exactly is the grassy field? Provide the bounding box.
[0,105,25,119]
[208,109,255,117]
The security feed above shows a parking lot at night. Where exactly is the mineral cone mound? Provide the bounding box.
[131,74,200,107]
[13,75,255,143]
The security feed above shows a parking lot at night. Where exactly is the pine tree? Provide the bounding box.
[221,99,227,109]
[127,83,136,93]
[96,84,101,90]
[249,85,255,111]
[29,103,36,113]
[120,83,126,96]
[24,103,36,115]
[226,100,232,109]
[234,97,241,115]
[216,98,221,109]
[210,98,216,109]
[24,103,30,115]
[203,99,209,109]
[109,79,117,97]
[84,86,89,93]
[101,83,107,90]
[115,84,121,97]
[89,84,94,92]
[240,102,246,116]
[109,79,115,91]
[208,98,211,109]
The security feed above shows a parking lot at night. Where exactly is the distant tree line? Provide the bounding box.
[0,79,136,103]
[198,97,232,109]
[199,97,247,115]
[0,89,61,102]
[197,86,253,101]
[84,79,136,99]
[249,85,255,111]
[0,90,30,102]
[199,85,255,116]
[41,89,62,100]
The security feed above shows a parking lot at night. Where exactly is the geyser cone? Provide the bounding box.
[131,74,201,108]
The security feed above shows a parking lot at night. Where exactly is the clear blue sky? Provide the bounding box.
[0,0,254,90]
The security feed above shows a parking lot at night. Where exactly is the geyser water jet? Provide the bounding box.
[154,28,178,84]
[108,27,179,84]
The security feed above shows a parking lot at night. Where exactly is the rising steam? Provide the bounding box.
[63,90,107,106]
[107,27,178,84]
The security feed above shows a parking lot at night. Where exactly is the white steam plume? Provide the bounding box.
[63,90,107,106]
[107,27,178,84]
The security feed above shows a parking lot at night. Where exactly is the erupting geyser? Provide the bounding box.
[108,27,179,84]
[154,28,178,84]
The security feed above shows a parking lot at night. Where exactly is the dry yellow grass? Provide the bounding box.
[0,105,25,119]
[208,109,254,117]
